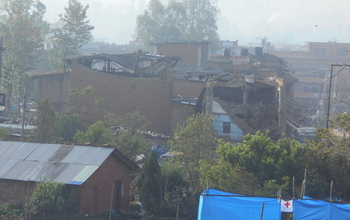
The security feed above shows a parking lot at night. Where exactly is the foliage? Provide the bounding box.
[135,0,219,50]
[135,150,162,216]
[301,115,350,200]
[106,112,150,159]
[0,203,24,216]
[56,108,86,142]
[33,98,57,143]
[107,112,150,131]
[169,113,217,189]
[48,0,94,70]
[133,152,197,218]
[26,180,75,215]
[73,120,113,145]
[199,156,260,195]
[200,131,304,198]
[0,0,46,100]
[0,127,9,139]
[114,129,149,159]
[161,162,199,219]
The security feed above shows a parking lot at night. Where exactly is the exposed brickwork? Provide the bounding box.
[170,101,196,132]
[33,63,175,135]
[33,72,71,111]
[155,42,209,68]
[173,79,205,98]
[70,64,173,134]
[0,180,35,205]
[74,155,134,216]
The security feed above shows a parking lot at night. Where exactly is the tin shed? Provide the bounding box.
[0,141,138,216]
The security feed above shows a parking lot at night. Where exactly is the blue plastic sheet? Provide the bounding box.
[198,188,281,220]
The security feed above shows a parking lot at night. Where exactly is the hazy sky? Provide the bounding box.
[40,0,350,46]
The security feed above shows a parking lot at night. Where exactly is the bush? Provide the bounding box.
[26,180,76,215]
[0,203,24,216]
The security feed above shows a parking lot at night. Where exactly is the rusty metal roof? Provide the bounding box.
[0,141,114,185]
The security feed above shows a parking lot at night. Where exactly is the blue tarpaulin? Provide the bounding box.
[293,199,350,220]
[198,188,281,220]
[198,188,350,220]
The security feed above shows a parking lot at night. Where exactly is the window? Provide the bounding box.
[337,49,348,56]
[223,122,231,134]
[315,48,326,55]
[295,85,301,91]
[312,86,319,93]
[303,86,310,93]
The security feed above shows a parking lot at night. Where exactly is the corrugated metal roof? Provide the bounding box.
[0,141,114,185]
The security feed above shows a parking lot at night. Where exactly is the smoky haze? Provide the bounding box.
[40,0,350,45]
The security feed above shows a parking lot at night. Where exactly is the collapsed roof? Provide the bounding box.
[64,52,182,78]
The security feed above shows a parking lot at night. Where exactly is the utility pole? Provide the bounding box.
[326,64,350,128]
[21,87,26,139]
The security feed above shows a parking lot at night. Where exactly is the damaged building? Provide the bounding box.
[32,41,300,142]
[32,52,183,135]
[206,54,298,142]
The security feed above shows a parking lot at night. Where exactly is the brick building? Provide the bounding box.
[154,41,209,68]
[32,53,184,135]
[0,141,138,216]
[269,42,350,104]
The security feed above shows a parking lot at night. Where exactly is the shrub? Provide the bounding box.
[0,203,24,216]
[26,180,76,215]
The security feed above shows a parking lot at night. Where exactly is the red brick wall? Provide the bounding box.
[173,79,205,98]
[74,155,134,216]
[34,72,71,111]
[0,179,35,205]
[156,43,209,68]
[171,101,196,132]
[70,64,173,134]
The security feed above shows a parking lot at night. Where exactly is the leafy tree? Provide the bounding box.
[56,108,86,142]
[26,180,75,215]
[169,113,216,189]
[305,120,350,200]
[0,0,45,102]
[106,112,150,159]
[48,0,94,70]
[182,0,219,43]
[202,131,305,198]
[199,149,260,195]
[33,98,57,143]
[73,120,113,145]
[135,150,162,216]
[135,0,219,50]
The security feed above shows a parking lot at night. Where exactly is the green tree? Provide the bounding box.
[169,113,216,189]
[182,0,219,43]
[135,150,162,216]
[73,120,113,145]
[204,131,305,197]
[106,112,150,159]
[0,0,45,102]
[56,108,86,142]
[135,0,219,50]
[305,120,350,201]
[33,98,57,142]
[48,0,94,70]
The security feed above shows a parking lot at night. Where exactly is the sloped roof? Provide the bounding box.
[0,141,128,185]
